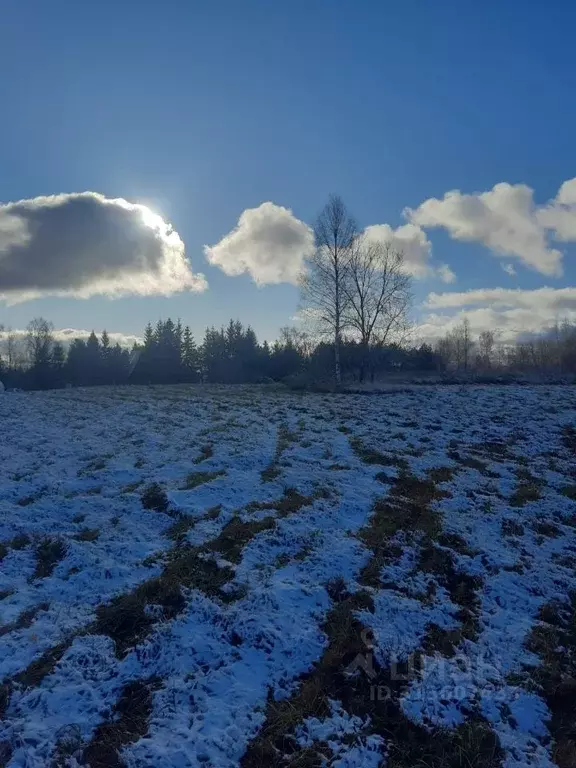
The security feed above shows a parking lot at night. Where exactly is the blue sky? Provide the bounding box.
[1,0,576,344]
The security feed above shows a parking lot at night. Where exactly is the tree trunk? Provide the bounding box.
[359,340,369,383]
[334,333,341,387]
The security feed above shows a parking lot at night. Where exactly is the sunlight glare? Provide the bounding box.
[138,205,165,232]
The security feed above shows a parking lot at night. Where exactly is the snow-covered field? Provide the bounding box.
[1,385,575,768]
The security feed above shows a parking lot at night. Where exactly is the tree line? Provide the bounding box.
[2,194,576,390]
[436,317,576,376]
[3,313,576,392]
[0,316,440,391]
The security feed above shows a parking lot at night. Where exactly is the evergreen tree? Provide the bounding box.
[101,330,111,384]
[66,339,87,385]
[51,342,66,387]
[108,343,130,384]
[181,326,200,382]
[85,331,102,384]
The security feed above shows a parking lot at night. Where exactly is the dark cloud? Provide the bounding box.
[0,192,207,303]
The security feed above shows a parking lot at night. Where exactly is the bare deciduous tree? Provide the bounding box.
[26,317,54,369]
[300,195,357,385]
[278,326,313,358]
[436,318,475,371]
[345,239,412,382]
[477,330,496,369]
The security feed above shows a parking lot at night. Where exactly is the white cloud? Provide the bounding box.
[206,207,451,286]
[425,286,576,311]
[501,263,516,276]
[0,192,207,304]
[417,286,576,342]
[0,327,141,360]
[437,263,456,284]
[537,178,576,241]
[204,202,314,285]
[406,182,564,277]
[51,328,143,347]
[362,222,432,278]
[362,222,455,282]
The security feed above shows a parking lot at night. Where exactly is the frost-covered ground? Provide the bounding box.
[1,385,575,768]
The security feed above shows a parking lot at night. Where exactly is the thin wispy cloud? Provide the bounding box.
[0,192,207,304]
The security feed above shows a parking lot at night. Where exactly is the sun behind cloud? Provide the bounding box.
[0,192,207,303]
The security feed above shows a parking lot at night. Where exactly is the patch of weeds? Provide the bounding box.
[418,545,483,649]
[9,533,30,550]
[501,519,525,537]
[0,543,7,562]
[447,450,498,477]
[72,513,85,524]
[531,520,561,538]
[473,440,513,462]
[52,724,83,765]
[510,483,542,507]
[0,602,50,638]
[163,548,237,602]
[427,466,456,484]
[181,470,225,490]
[165,515,195,543]
[74,528,100,543]
[394,472,451,505]
[16,495,38,507]
[32,538,67,580]
[0,684,10,719]
[110,515,120,526]
[82,678,161,768]
[121,481,142,494]
[0,589,14,601]
[0,740,10,767]
[328,463,351,471]
[358,471,444,588]
[246,488,316,517]
[437,532,477,556]
[205,504,222,520]
[349,437,408,469]
[337,424,352,434]
[141,482,169,513]
[261,422,298,482]
[561,425,576,454]
[95,544,236,655]
[241,586,501,768]
[94,577,186,655]
[208,517,276,564]
[560,485,576,501]
[524,594,576,768]
[194,443,214,463]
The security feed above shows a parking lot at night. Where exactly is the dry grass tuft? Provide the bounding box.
[32,538,67,580]
[141,482,169,513]
[524,594,576,768]
[82,678,161,768]
[181,470,225,490]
